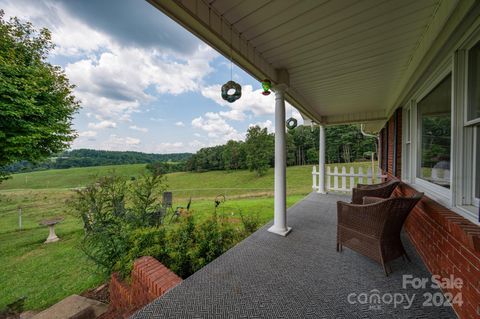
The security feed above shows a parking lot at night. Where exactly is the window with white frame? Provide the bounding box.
[467,41,480,124]
[417,75,452,189]
[403,106,411,182]
[467,40,480,208]
[474,128,479,207]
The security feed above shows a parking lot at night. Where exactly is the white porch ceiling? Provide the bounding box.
[148,0,464,126]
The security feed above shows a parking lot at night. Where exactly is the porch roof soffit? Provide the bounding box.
[148,0,469,127]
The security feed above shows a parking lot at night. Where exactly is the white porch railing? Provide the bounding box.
[312,165,387,193]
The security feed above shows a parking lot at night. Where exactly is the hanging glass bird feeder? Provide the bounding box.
[261,79,272,96]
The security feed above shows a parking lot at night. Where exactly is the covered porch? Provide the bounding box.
[141,1,480,317]
[132,192,455,318]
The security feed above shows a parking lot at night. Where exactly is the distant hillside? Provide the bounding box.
[3,149,192,173]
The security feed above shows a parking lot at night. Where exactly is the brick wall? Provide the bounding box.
[383,108,402,179]
[387,114,395,175]
[396,184,480,319]
[380,109,480,318]
[105,256,182,318]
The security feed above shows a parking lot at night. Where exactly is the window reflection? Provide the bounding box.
[476,128,479,200]
[417,75,452,189]
[468,41,480,122]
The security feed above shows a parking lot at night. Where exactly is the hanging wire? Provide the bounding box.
[230,25,233,81]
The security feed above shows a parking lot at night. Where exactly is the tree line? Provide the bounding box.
[186,124,377,176]
[3,149,192,173]
[4,125,376,177]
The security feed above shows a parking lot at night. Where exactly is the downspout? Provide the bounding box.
[360,124,379,139]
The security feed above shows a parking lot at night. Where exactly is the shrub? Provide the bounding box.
[193,214,237,271]
[115,227,167,278]
[128,173,168,228]
[70,171,169,274]
[71,173,263,279]
[239,210,260,235]
[165,213,196,278]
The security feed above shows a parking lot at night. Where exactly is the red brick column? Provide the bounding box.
[106,257,182,318]
[131,256,182,309]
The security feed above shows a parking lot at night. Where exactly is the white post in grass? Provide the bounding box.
[268,79,291,237]
[18,207,22,230]
[317,124,326,194]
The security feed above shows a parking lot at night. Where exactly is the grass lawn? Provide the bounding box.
[0,162,371,311]
[0,164,314,198]
[0,189,305,311]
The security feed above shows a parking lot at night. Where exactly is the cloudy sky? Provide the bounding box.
[1,0,302,153]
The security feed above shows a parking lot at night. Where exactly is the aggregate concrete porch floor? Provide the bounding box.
[132,193,456,319]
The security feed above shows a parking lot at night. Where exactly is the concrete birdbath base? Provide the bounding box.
[39,218,63,244]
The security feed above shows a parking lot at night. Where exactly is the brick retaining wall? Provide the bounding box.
[106,256,182,318]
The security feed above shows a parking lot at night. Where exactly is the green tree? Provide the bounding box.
[222,140,246,170]
[0,12,79,181]
[245,126,274,176]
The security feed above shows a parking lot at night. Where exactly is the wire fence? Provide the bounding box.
[0,187,285,234]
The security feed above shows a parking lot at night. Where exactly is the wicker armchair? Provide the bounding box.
[337,192,423,275]
[351,179,400,204]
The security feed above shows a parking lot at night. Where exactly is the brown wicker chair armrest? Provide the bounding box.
[356,179,400,190]
[362,196,386,205]
[356,180,391,190]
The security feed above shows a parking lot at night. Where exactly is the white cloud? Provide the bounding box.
[2,0,218,125]
[201,85,304,125]
[88,120,117,129]
[191,112,244,143]
[78,130,98,138]
[152,142,185,153]
[103,135,140,150]
[125,137,141,145]
[65,44,216,122]
[249,120,274,133]
[219,109,246,121]
[73,134,141,151]
[189,140,206,149]
[175,121,185,127]
[0,0,111,57]
[129,125,148,133]
[201,84,273,119]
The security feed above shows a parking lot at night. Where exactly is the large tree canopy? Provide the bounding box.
[245,126,274,176]
[0,11,79,180]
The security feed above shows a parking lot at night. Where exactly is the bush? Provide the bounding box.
[165,213,197,278]
[239,210,260,235]
[115,227,167,278]
[71,172,262,279]
[70,172,169,274]
[193,214,237,271]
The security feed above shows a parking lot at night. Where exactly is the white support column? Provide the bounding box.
[268,85,291,236]
[317,124,326,194]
